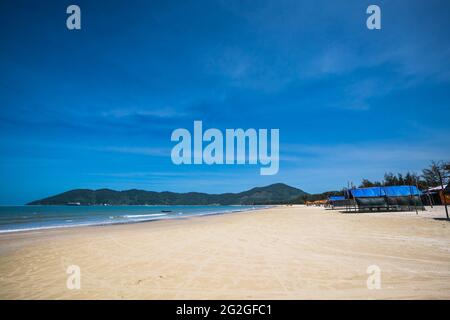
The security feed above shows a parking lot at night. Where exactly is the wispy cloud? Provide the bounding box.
[101,106,187,119]
[284,142,450,165]
[278,137,450,192]
[95,146,170,157]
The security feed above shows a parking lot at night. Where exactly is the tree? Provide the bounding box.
[404,172,427,189]
[359,179,381,188]
[383,172,399,185]
[444,162,450,171]
[422,161,448,188]
[443,161,450,183]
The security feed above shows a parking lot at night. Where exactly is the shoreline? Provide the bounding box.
[0,206,254,239]
[0,205,273,235]
[1,205,449,299]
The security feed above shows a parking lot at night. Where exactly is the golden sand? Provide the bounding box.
[0,206,449,299]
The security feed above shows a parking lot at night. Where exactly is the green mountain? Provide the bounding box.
[27,183,308,205]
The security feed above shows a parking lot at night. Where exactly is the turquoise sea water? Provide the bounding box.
[0,205,267,233]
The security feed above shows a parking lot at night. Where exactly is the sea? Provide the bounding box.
[0,205,268,234]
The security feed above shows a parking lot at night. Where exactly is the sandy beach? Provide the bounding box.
[0,205,449,299]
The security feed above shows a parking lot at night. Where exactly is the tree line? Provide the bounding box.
[295,161,449,204]
[358,161,450,189]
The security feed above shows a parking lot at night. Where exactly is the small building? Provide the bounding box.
[422,184,450,205]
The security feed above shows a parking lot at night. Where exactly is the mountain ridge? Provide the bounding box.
[27,183,308,205]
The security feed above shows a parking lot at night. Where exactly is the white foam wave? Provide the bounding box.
[123,214,166,218]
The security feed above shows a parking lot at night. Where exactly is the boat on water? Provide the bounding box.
[66,202,81,206]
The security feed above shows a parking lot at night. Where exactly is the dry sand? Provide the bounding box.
[0,205,449,299]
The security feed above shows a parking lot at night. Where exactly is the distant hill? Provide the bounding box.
[27,183,308,205]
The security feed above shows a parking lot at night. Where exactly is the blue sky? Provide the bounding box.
[1,0,450,204]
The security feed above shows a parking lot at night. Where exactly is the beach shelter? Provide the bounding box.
[350,186,423,211]
[327,196,349,208]
[329,196,346,201]
[350,187,387,210]
[384,186,422,207]
[423,184,450,205]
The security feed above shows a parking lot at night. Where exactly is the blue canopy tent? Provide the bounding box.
[327,196,350,209]
[350,186,423,212]
[329,196,345,201]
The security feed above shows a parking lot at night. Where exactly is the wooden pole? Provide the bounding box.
[437,170,449,219]
[415,177,421,213]
[427,191,433,208]
[410,184,418,215]
[383,183,389,212]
